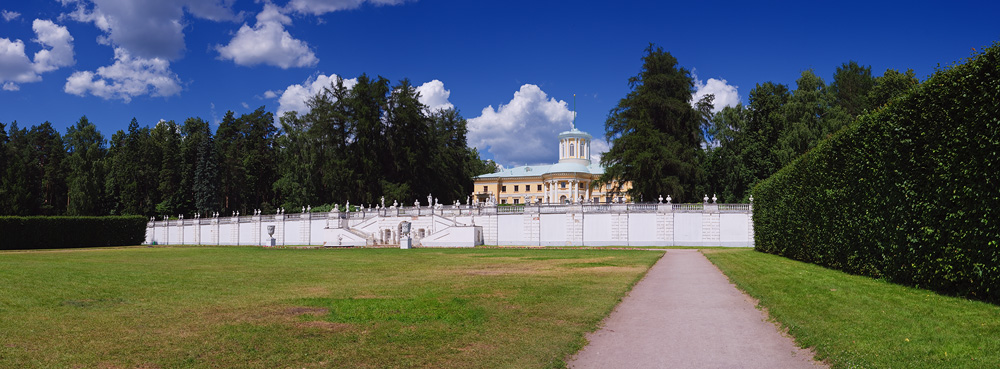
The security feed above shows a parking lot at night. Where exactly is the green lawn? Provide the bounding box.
[705,249,1000,369]
[0,247,662,368]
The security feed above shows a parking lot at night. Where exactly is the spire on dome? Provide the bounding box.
[571,93,576,130]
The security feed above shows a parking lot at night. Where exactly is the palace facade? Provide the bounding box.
[473,128,631,204]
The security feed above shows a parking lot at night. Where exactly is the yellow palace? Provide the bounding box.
[473,128,631,204]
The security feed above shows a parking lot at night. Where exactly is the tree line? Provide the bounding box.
[1,47,924,216]
[599,44,920,203]
[0,75,496,217]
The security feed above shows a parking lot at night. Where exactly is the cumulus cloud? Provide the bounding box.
[692,75,740,113]
[0,38,37,85]
[285,0,408,15]
[2,10,20,21]
[0,19,75,90]
[64,47,181,102]
[62,0,239,60]
[216,3,317,69]
[31,19,76,73]
[415,79,453,112]
[274,73,357,117]
[468,84,575,166]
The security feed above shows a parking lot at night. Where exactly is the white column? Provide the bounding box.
[570,180,576,203]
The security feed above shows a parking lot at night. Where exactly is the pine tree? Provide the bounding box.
[65,116,108,215]
[599,44,707,202]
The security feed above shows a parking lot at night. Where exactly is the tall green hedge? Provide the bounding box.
[753,43,1000,303]
[0,216,148,250]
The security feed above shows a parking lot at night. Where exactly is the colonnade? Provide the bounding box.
[542,178,592,204]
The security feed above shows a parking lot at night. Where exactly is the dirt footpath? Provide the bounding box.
[568,249,826,368]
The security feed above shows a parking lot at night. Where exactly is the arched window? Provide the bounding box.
[570,143,575,157]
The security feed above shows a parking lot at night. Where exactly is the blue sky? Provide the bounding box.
[2,0,998,167]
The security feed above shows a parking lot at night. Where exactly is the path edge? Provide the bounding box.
[699,249,829,367]
[562,249,668,365]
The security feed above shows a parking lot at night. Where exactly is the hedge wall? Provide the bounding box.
[0,216,148,250]
[753,43,1000,303]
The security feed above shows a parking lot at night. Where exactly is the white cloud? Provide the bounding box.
[31,19,76,73]
[62,0,239,60]
[415,79,453,112]
[64,47,181,102]
[0,38,37,84]
[0,20,75,90]
[216,3,317,69]
[275,73,357,117]
[2,10,20,21]
[241,102,249,109]
[468,84,575,166]
[692,75,740,113]
[286,0,408,15]
[263,90,278,99]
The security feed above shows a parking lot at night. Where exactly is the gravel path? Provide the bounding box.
[568,249,826,368]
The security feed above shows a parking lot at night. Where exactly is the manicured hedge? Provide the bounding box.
[753,43,1000,303]
[0,216,148,250]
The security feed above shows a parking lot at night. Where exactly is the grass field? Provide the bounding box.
[705,249,1000,369]
[0,246,662,368]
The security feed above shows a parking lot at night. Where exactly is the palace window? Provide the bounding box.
[513,199,519,204]
[514,185,519,192]
[483,186,488,192]
[501,186,507,192]
[501,199,507,204]
[560,182,566,189]
[537,184,542,191]
[570,144,575,157]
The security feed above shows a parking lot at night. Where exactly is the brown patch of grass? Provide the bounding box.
[290,285,330,296]
[456,342,495,353]
[295,321,352,332]
[458,266,543,276]
[283,306,329,316]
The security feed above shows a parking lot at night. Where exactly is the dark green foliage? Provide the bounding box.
[0,75,506,217]
[600,44,708,202]
[275,74,489,209]
[753,43,1000,303]
[65,116,107,215]
[0,216,147,249]
[214,107,277,215]
[193,126,220,215]
[703,63,893,203]
[29,122,68,215]
[152,120,183,215]
[0,122,40,214]
[830,60,875,117]
[105,118,160,216]
[868,68,920,109]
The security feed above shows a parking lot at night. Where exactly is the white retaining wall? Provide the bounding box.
[146,203,754,247]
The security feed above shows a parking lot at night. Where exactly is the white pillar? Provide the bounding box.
[571,180,578,203]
